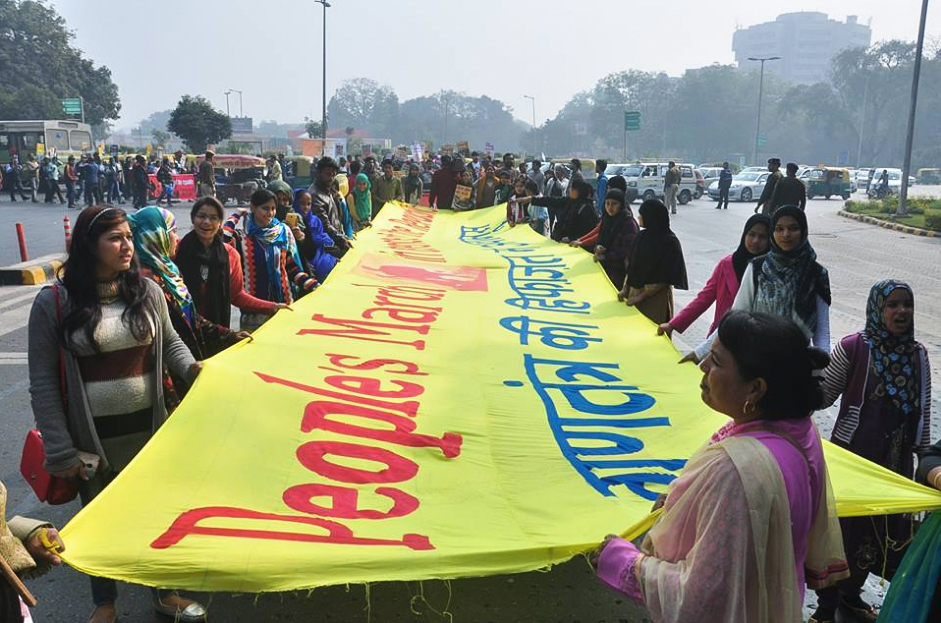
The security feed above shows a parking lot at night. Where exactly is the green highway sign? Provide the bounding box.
[62,98,83,118]
[757,134,768,147]
[624,111,641,132]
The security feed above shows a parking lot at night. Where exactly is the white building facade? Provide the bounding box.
[733,12,872,84]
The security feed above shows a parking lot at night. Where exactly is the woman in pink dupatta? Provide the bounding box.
[595,311,849,623]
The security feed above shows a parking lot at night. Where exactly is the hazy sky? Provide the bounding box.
[50,0,941,131]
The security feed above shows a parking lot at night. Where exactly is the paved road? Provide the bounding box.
[0,192,938,622]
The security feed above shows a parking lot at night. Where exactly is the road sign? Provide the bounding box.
[757,134,768,147]
[624,111,641,132]
[62,98,83,119]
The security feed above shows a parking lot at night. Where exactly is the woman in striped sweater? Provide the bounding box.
[223,189,318,331]
[810,280,931,623]
[28,205,207,623]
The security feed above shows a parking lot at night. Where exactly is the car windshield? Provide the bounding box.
[620,165,643,178]
[733,173,761,182]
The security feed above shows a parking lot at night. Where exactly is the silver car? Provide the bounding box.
[707,171,770,202]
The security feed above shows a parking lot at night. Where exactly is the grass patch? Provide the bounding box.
[844,199,941,232]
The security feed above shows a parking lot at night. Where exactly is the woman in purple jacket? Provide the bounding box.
[811,280,931,623]
[658,214,770,338]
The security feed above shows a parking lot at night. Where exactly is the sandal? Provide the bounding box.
[88,604,117,623]
[153,593,207,622]
[840,596,879,623]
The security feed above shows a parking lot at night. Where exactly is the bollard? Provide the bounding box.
[15,222,28,262]
[63,215,72,251]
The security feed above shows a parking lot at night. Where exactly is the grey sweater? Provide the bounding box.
[28,279,195,476]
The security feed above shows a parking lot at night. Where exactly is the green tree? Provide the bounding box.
[0,0,120,125]
[327,78,399,137]
[304,117,326,138]
[151,129,171,149]
[167,95,232,152]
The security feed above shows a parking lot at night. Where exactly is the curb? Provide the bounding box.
[0,254,66,286]
[838,210,939,238]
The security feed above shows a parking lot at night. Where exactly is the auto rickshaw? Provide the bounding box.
[806,167,851,200]
[283,155,314,188]
[917,168,941,185]
[196,154,267,205]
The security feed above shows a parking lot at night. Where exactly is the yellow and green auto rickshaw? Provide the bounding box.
[806,167,851,200]
[916,168,941,185]
[283,155,314,188]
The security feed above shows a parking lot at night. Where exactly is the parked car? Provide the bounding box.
[624,162,700,204]
[698,167,723,194]
[707,171,770,203]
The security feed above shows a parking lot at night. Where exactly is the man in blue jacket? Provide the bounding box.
[594,159,608,216]
[716,161,733,210]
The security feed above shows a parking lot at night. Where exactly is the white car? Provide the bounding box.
[707,171,770,203]
[624,162,700,204]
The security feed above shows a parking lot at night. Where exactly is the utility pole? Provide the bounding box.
[224,90,231,118]
[316,0,331,156]
[523,95,536,158]
[855,75,870,168]
[443,96,450,146]
[747,56,781,165]
[898,0,929,217]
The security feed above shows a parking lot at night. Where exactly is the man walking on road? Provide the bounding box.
[664,161,681,215]
[197,151,216,198]
[716,161,733,209]
[755,157,783,215]
[595,159,608,216]
[64,155,78,208]
[770,162,807,211]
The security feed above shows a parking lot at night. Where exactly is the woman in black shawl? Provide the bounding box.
[175,197,282,330]
[523,179,598,242]
[618,199,688,324]
[594,188,639,288]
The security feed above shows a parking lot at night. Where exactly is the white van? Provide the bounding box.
[625,163,699,204]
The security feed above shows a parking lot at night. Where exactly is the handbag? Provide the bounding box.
[20,285,79,505]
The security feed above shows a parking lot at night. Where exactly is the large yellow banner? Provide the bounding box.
[61,203,941,592]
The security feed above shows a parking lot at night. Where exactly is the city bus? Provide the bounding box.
[0,119,94,164]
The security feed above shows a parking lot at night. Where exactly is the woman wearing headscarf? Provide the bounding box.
[574,188,639,287]
[809,280,930,623]
[347,173,372,230]
[521,179,598,243]
[126,207,244,369]
[618,199,688,324]
[659,214,771,338]
[595,311,848,623]
[693,205,831,361]
[403,162,424,205]
[175,197,284,329]
[222,189,318,332]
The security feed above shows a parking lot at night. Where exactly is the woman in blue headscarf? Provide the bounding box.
[127,206,244,368]
[222,188,318,331]
[810,279,931,623]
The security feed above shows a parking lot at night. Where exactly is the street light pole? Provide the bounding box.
[443,96,450,146]
[898,0,929,217]
[316,0,330,156]
[229,89,244,117]
[523,95,536,158]
[747,56,780,165]
[224,90,231,118]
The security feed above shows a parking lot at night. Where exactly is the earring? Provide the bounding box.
[742,400,755,415]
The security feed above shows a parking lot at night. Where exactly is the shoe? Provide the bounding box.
[840,596,878,622]
[88,603,117,623]
[154,594,207,622]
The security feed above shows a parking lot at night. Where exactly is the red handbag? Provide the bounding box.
[20,285,79,505]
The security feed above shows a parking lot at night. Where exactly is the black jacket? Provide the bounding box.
[532,196,599,242]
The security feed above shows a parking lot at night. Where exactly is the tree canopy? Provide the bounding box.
[0,0,120,127]
[167,95,232,152]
